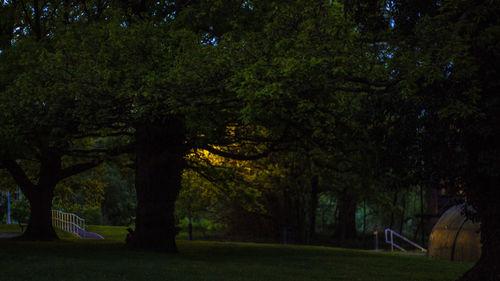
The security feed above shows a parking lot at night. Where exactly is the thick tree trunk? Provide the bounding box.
[457,167,500,281]
[21,186,58,240]
[127,117,187,252]
[17,151,62,241]
[458,187,500,281]
[458,114,500,281]
[333,189,357,246]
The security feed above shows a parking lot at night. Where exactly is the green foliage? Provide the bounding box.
[10,200,30,224]
[75,206,103,226]
[101,165,136,226]
[53,170,107,210]
[177,217,222,236]
[52,167,108,225]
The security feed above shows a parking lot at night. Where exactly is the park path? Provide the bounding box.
[0,233,21,238]
[80,230,104,239]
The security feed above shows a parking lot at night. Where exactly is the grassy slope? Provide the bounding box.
[0,225,471,281]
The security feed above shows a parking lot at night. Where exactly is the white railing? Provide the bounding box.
[384,228,427,252]
[51,209,86,238]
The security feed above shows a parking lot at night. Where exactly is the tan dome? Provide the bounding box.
[428,204,481,262]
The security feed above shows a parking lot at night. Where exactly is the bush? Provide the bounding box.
[0,200,6,222]
[11,200,30,224]
[74,206,103,225]
[177,217,222,238]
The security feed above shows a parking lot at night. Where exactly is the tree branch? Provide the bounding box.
[66,143,134,157]
[59,160,103,180]
[199,145,272,161]
[1,159,36,191]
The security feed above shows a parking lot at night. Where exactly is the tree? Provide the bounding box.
[1,0,268,248]
[412,2,500,279]
[357,0,500,279]
[0,2,131,239]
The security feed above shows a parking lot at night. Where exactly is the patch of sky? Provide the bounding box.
[444,61,453,78]
[420,109,426,117]
[369,42,393,62]
[201,27,218,46]
[383,1,396,29]
[201,33,218,46]
[242,1,254,10]
[389,19,395,28]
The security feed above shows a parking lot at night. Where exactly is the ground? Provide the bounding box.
[0,225,471,281]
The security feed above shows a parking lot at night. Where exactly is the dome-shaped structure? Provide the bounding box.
[428,204,481,262]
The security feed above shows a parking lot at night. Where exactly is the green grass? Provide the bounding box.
[0,223,78,239]
[86,225,129,240]
[0,224,471,281]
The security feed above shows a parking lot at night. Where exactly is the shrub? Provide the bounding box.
[11,200,30,224]
[75,206,103,225]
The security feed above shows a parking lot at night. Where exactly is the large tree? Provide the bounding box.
[347,0,500,279]
[412,2,500,279]
[0,0,131,239]
[114,0,384,252]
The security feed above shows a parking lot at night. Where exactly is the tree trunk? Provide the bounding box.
[308,175,319,243]
[399,197,406,234]
[458,186,500,281]
[333,189,357,246]
[389,190,398,230]
[4,150,99,241]
[127,117,187,252]
[458,114,500,280]
[18,151,61,241]
[21,186,58,240]
[362,200,367,234]
[188,215,193,241]
[426,186,439,233]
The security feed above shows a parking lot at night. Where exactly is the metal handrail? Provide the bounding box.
[51,209,86,238]
[384,228,427,252]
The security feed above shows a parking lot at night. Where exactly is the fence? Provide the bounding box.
[384,228,427,252]
[51,209,86,238]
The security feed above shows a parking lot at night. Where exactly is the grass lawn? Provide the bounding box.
[0,225,471,281]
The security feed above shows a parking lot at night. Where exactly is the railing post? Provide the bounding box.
[50,209,95,238]
[390,231,394,251]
